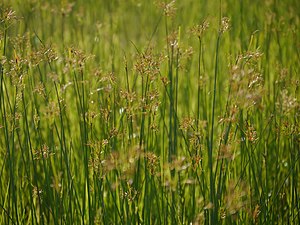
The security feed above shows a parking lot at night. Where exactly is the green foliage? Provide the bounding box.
[0,0,299,224]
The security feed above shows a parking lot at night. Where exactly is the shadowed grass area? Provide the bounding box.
[0,0,299,224]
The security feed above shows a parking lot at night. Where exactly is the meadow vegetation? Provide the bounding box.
[0,0,299,224]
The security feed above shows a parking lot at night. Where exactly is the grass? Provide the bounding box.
[0,0,299,224]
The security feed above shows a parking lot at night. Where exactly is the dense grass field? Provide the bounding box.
[0,0,299,224]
